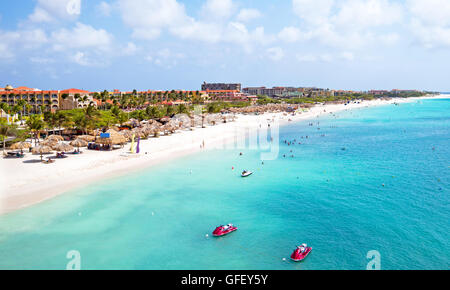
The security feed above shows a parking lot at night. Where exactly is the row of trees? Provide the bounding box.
[255,91,427,105]
[92,90,205,111]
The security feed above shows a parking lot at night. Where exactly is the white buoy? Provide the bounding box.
[282,258,286,261]
[151,212,155,216]
[205,234,209,238]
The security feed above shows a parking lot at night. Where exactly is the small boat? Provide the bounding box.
[212,224,238,237]
[241,171,253,177]
[291,244,312,262]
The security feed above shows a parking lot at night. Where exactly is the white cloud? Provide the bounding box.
[0,43,14,60]
[408,0,450,27]
[29,0,81,22]
[333,0,403,29]
[293,0,334,25]
[117,0,274,51]
[51,22,113,52]
[30,56,54,64]
[71,51,90,66]
[236,8,262,22]
[278,26,305,43]
[201,0,236,21]
[0,29,48,60]
[146,48,185,69]
[118,0,188,39]
[97,1,112,17]
[296,53,334,62]
[407,0,450,48]
[29,7,53,23]
[296,54,318,62]
[123,42,138,55]
[267,47,284,61]
[287,0,403,50]
[296,51,355,62]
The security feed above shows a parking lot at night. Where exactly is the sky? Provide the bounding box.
[1,0,450,92]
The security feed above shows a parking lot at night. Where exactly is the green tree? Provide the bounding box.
[0,120,17,154]
[26,114,45,145]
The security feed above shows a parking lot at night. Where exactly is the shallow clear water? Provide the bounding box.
[0,98,449,270]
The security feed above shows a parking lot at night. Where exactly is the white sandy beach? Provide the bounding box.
[0,95,445,214]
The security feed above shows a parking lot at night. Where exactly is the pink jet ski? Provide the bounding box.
[291,244,312,262]
[212,224,238,237]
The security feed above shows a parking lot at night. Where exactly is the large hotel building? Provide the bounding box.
[201,82,242,92]
[0,85,94,113]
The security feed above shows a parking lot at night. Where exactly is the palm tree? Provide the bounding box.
[26,114,45,146]
[55,112,67,135]
[0,121,17,155]
[74,115,89,135]
[0,103,10,115]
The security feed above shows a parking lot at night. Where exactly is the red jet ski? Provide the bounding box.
[291,244,312,262]
[213,224,238,237]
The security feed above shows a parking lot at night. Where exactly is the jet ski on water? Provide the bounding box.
[213,224,238,237]
[291,243,312,262]
[241,170,253,177]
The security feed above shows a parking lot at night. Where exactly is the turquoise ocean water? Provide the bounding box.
[0,98,449,270]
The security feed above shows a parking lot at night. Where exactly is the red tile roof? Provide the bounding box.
[60,88,91,94]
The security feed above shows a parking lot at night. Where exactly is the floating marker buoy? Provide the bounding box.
[282,258,286,261]
[205,234,209,238]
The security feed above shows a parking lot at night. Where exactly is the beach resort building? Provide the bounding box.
[0,85,60,113]
[0,85,95,113]
[243,87,299,98]
[206,90,257,103]
[202,82,242,92]
[59,88,96,110]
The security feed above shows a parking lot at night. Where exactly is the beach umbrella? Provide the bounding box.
[41,139,59,147]
[10,142,32,150]
[52,143,74,152]
[119,130,133,141]
[45,135,64,142]
[70,139,88,148]
[32,145,53,161]
[132,128,148,139]
[96,130,127,146]
[77,135,96,142]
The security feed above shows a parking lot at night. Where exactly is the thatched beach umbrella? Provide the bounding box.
[132,128,149,139]
[45,135,64,142]
[41,139,59,147]
[70,138,88,148]
[32,145,53,161]
[52,143,74,152]
[119,130,133,141]
[77,135,96,142]
[96,130,127,146]
[10,142,32,151]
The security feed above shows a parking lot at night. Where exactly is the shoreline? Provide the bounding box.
[0,94,446,215]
